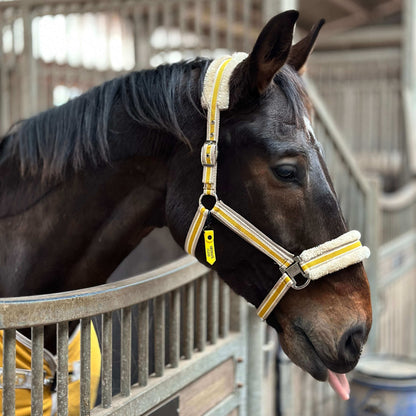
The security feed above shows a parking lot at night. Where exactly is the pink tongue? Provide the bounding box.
[327,370,350,400]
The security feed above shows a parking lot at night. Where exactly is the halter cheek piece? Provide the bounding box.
[185,54,370,321]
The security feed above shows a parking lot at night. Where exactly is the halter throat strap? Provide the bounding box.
[185,55,370,321]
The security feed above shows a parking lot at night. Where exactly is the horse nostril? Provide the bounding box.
[339,325,366,363]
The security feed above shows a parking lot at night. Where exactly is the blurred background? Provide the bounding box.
[0,0,414,415]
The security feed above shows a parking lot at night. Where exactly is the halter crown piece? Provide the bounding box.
[185,54,371,321]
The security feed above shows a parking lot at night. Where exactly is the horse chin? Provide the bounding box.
[267,313,361,382]
[272,321,328,381]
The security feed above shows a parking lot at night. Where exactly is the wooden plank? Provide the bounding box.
[179,358,235,416]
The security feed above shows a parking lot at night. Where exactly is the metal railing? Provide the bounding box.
[1,256,269,415]
[309,49,407,188]
[380,181,416,244]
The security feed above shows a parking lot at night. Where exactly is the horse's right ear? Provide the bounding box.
[230,10,298,105]
[287,19,325,74]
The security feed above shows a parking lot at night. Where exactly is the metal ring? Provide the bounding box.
[291,278,311,290]
[198,193,218,209]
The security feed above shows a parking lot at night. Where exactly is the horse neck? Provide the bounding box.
[0,127,177,300]
[0,58,210,298]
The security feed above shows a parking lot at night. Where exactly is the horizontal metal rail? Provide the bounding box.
[0,257,207,328]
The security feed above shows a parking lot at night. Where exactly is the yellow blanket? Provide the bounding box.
[0,323,101,415]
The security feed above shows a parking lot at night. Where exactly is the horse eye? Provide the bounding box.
[272,164,298,182]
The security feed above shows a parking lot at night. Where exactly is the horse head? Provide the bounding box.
[166,11,372,398]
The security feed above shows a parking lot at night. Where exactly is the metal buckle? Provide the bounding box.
[201,142,217,167]
[281,257,311,290]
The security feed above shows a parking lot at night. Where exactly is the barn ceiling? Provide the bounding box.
[298,0,402,35]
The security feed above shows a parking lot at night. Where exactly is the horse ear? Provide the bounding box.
[287,19,325,74]
[231,10,299,100]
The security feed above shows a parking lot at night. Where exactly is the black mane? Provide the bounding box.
[0,58,307,179]
[0,58,210,178]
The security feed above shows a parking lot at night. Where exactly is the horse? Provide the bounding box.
[0,10,371,406]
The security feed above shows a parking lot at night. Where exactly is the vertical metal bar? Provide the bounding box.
[196,275,207,351]
[207,271,219,345]
[226,0,234,51]
[178,0,186,56]
[162,0,171,57]
[154,295,166,376]
[147,0,156,64]
[247,307,265,416]
[133,3,146,69]
[138,301,149,386]
[169,289,181,367]
[366,177,381,352]
[194,0,202,55]
[31,326,44,416]
[219,280,230,338]
[80,318,91,415]
[120,307,132,397]
[183,283,194,359]
[230,289,242,332]
[242,0,250,52]
[57,321,69,416]
[3,328,16,416]
[0,9,9,134]
[21,5,32,118]
[209,0,217,51]
[101,312,112,408]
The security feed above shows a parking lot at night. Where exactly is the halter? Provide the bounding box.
[185,54,370,321]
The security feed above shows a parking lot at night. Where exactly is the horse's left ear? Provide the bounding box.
[229,10,298,105]
[287,19,325,74]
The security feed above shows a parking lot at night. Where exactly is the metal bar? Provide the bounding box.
[133,3,145,69]
[207,271,219,345]
[101,312,112,408]
[178,0,186,56]
[0,258,207,329]
[195,275,207,351]
[147,0,156,65]
[219,280,230,338]
[242,0,250,52]
[138,301,149,386]
[80,318,91,415]
[120,307,132,397]
[226,0,234,51]
[169,289,180,367]
[230,289,242,332]
[209,0,217,51]
[57,321,69,416]
[154,296,165,376]
[3,328,16,416]
[247,307,264,416]
[31,326,44,416]
[183,283,194,359]
[194,0,202,55]
[0,9,10,134]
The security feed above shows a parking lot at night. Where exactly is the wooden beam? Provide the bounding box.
[322,0,402,35]
[326,0,367,15]
[317,25,402,50]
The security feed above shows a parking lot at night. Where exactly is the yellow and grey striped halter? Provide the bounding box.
[185,54,370,321]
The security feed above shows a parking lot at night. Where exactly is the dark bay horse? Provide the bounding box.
[0,11,371,399]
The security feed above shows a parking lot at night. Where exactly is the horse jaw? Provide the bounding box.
[268,264,371,399]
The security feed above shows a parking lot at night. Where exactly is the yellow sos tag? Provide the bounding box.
[204,230,216,265]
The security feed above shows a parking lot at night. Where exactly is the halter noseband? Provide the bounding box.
[185,54,370,321]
